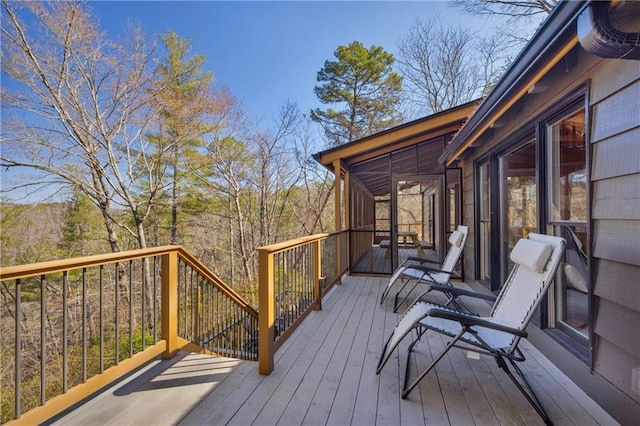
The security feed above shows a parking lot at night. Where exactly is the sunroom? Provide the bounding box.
[313,100,477,276]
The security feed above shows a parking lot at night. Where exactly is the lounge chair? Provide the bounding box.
[380,225,481,313]
[376,233,565,425]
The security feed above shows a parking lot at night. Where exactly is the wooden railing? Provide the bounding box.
[257,231,347,374]
[0,246,257,425]
[321,230,349,293]
[1,230,350,422]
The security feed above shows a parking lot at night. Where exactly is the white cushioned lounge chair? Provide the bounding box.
[380,225,493,313]
[376,233,565,426]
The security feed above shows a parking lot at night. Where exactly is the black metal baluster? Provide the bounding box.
[183,261,186,336]
[190,268,194,340]
[153,257,157,344]
[15,278,21,419]
[63,271,68,392]
[153,258,158,343]
[82,268,87,382]
[40,275,46,406]
[99,265,104,372]
[115,263,119,365]
[129,260,133,358]
[142,258,146,351]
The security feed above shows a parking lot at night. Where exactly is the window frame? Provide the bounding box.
[472,84,592,362]
[538,88,592,362]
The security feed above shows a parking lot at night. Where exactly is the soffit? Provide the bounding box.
[440,1,588,165]
[313,101,478,171]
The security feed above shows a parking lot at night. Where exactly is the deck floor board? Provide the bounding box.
[51,276,618,426]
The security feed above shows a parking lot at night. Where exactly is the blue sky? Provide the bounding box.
[89,1,512,123]
[2,1,540,203]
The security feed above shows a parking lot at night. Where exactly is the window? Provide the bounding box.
[478,162,491,283]
[424,193,435,247]
[500,140,537,286]
[548,110,587,222]
[473,90,590,358]
[546,108,589,341]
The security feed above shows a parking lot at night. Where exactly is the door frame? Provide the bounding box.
[391,174,444,270]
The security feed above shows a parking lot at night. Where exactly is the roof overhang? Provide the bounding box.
[313,100,479,173]
[439,1,590,166]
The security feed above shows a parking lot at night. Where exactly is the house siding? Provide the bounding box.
[462,163,475,279]
[589,64,640,405]
[458,49,640,420]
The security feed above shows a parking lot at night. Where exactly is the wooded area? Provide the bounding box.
[0,1,554,421]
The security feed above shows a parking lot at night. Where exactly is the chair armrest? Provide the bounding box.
[425,308,528,338]
[403,256,439,265]
[423,284,497,302]
[410,264,449,275]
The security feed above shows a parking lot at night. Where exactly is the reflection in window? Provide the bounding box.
[479,162,491,282]
[547,108,588,338]
[558,225,589,335]
[501,141,537,285]
[548,110,587,222]
[448,184,458,233]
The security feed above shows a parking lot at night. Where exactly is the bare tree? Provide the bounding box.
[251,101,305,247]
[452,0,557,21]
[205,134,254,281]
[452,0,556,46]
[194,100,314,285]
[0,1,160,253]
[397,18,509,117]
[290,117,334,235]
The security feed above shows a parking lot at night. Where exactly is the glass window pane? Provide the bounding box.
[480,163,490,220]
[547,110,587,222]
[501,141,537,284]
[479,162,491,281]
[375,202,390,231]
[553,224,589,337]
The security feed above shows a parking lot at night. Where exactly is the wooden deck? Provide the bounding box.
[49,276,617,426]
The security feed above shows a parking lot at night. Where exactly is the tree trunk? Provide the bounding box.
[232,191,253,282]
[171,144,179,245]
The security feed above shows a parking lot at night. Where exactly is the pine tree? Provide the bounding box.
[311,41,403,146]
[148,30,215,244]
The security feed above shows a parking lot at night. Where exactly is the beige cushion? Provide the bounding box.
[449,230,464,247]
[510,238,553,273]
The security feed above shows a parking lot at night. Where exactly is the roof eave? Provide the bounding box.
[313,99,479,169]
[439,0,591,166]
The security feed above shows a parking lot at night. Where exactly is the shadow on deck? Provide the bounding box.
[49,276,617,426]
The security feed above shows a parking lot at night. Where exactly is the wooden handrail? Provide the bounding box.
[257,233,328,255]
[0,246,180,280]
[0,246,258,319]
[257,233,331,375]
[2,245,258,425]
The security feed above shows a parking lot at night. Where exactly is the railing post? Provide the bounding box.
[258,248,275,375]
[161,251,178,359]
[313,239,322,311]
